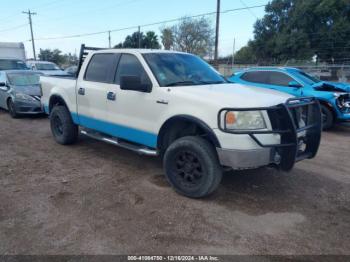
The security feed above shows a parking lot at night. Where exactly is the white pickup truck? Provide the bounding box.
[41,45,322,198]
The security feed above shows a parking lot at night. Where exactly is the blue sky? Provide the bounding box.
[0,0,269,59]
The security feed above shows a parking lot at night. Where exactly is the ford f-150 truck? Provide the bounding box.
[41,45,322,198]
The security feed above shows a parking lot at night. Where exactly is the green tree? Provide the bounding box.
[172,17,214,57]
[160,27,175,50]
[38,49,78,67]
[247,0,350,64]
[114,31,160,49]
[38,49,65,65]
[143,31,161,49]
[234,43,257,64]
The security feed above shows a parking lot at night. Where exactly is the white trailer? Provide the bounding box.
[0,42,26,61]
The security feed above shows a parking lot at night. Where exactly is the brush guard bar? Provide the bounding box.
[218,97,322,171]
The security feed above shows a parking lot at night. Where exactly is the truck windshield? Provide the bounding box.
[143,53,227,87]
[35,63,60,70]
[0,59,28,70]
[8,73,40,86]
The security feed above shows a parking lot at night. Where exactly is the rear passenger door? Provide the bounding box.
[106,53,160,148]
[77,53,120,131]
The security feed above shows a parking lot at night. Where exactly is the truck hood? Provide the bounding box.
[170,83,293,108]
[313,81,350,93]
[12,84,42,96]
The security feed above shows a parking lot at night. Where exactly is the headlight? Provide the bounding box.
[223,110,267,130]
[15,93,36,102]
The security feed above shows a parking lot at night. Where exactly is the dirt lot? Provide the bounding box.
[0,109,350,255]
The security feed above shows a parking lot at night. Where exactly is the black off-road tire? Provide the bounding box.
[7,99,19,118]
[50,105,78,145]
[321,104,334,130]
[163,136,223,198]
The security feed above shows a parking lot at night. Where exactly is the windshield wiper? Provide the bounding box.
[165,81,197,87]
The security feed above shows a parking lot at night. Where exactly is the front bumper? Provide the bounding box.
[217,97,322,171]
[14,100,43,114]
[217,147,275,170]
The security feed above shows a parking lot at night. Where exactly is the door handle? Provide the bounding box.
[107,92,116,101]
[78,87,85,95]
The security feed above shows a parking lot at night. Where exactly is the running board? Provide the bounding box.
[80,129,158,156]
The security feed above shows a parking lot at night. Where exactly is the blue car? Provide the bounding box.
[230,67,350,129]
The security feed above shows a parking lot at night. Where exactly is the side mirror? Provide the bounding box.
[0,82,8,91]
[120,75,152,93]
[288,81,302,88]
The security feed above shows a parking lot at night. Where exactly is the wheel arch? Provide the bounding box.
[48,94,70,114]
[318,99,337,119]
[157,115,221,154]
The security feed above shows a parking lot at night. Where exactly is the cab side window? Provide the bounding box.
[241,71,268,84]
[267,72,294,87]
[84,53,118,83]
[115,54,151,88]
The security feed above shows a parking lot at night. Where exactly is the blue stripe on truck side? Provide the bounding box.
[72,112,158,148]
[44,104,157,148]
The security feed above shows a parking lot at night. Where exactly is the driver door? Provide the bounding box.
[265,71,303,96]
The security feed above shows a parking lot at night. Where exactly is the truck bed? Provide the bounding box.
[40,75,77,114]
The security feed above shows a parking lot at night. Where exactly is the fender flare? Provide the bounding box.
[48,94,70,114]
[157,114,221,149]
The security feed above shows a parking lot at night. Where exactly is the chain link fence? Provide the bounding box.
[216,64,350,83]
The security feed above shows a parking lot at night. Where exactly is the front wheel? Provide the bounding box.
[163,136,223,198]
[320,104,334,130]
[50,106,78,145]
[7,99,18,118]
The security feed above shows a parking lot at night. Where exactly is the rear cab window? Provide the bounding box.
[84,53,120,83]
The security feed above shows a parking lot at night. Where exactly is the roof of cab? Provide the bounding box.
[92,48,189,55]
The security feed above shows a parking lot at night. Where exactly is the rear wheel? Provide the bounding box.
[320,104,334,130]
[7,99,18,118]
[163,136,222,198]
[50,106,78,145]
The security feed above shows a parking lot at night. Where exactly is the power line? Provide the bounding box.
[0,0,66,25]
[239,0,258,19]
[34,0,142,25]
[29,4,267,42]
[0,23,28,33]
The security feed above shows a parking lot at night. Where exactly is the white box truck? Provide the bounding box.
[0,42,28,70]
[0,42,26,61]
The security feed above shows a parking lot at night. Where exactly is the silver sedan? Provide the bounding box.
[0,70,43,118]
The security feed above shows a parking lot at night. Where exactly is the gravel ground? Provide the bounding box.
[0,109,349,255]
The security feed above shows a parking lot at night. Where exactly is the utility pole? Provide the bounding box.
[108,31,111,48]
[232,38,236,66]
[214,0,220,63]
[22,9,37,60]
[138,26,141,48]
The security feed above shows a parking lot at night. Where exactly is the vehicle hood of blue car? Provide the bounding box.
[312,81,350,93]
[11,84,42,96]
